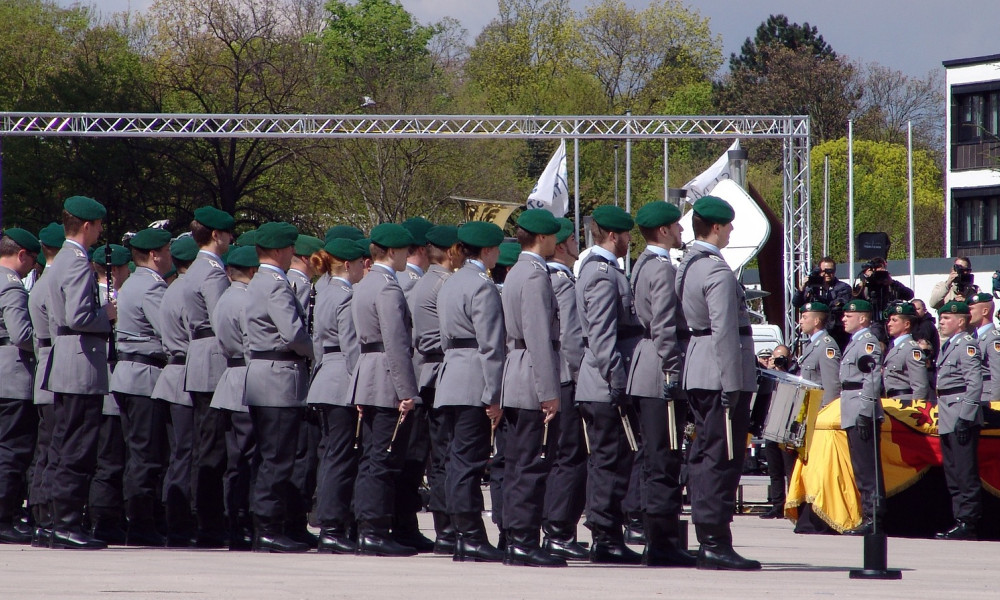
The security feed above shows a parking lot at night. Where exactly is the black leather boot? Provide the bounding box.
[624,512,646,545]
[432,512,457,555]
[642,514,696,567]
[228,511,253,551]
[317,522,356,554]
[504,528,566,567]
[452,513,504,563]
[125,496,166,547]
[285,515,319,549]
[695,523,761,570]
[31,504,53,548]
[936,520,977,540]
[356,518,418,557]
[252,516,309,553]
[590,526,642,565]
[392,511,434,553]
[542,521,588,560]
[89,506,127,546]
[0,519,31,545]
[51,501,106,550]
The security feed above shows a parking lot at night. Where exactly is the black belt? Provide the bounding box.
[420,350,444,363]
[689,326,752,337]
[618,325,644,339]
[249,350,303,362]
[642,328,652,340]
[886,388,913,398]
[513,339,561,352]
[168,355,187,366]
[360,342,385,354]
[0,337,11,346]
[227,357,246,368]
[937,386,967,396]
[842,382,863,391]
[117,352,168,369]
[55,326,106,338]
[323,345,342,355]
[445,338,478,350]
[192,328,215,340]
[984,375,992,382]
[37,338,52,349]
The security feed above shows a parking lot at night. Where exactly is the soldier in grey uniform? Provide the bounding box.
[435,221,506,563]
[968,293,1000,404]
[181,206,234,547]
[349,223,420,557]
[626,202,695,566]
[793,302,843,407]
[0,228,40,544]
[108,228,173,547]
[933,301,984,540]
[398,217,433,295]
[28,223,64,546]
[151,235,199,545]
[881,302,930,403]
[210,245,259,551]
[243,222,314,553]
[406,224,459,554]
[575,205,643,565]
[42,196,116,550]
[541,218,587,561]
[499,209,565,568]
[675,196,759,570]
[839,299,885,536]
[307,239,365,554]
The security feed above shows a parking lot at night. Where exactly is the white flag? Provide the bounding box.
[526,140,569,217]
[682,139,740,202]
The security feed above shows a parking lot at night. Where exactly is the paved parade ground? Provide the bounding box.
[2,508,998,600]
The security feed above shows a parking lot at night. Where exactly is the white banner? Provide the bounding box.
[682,139,740,202]
[526,139,569,217]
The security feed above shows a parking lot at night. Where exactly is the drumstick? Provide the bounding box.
[667,400,678,451]
[353,414,362,450]
[725,406,734,460]
[540,422,549,459]
[619,407,638,452]
[386,411,405,453]
[582,420,591,455]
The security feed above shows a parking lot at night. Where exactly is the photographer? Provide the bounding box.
[929,257,979,310]
[853,257,914,342]
[791,257,853,349]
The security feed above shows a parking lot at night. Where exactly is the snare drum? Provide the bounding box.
[762,381,809,446]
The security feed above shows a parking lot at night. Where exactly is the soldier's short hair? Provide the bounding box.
[516,227,539,247]
[427,244,450,264]
[62,210,87,236]
[190,220,213,246]
[0,235,24,257]
[457,241,484,260]
[370,243,390,261]
[587,220,611,244]
[691,212,714,238]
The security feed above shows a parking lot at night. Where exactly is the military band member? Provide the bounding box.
[626,202,695,567]
[882,302,930,403]
[0,228,40,544]
[42,196,115,550]
[499,209,565,568]
[436,221,506,563]
[933,301,984,540]
[289,235,322,308]
[676,196,760,570]
[244,222,314,553]
[209,245,259,551]
[967,293,1000,403]
[794,302,842,407]
[350,223,420,557]
[576,205,643,565]
[108,228,173,547]
[541,218,588,561]
[839,299,885,537]
[398,217,433,295]
[406,224,459,554]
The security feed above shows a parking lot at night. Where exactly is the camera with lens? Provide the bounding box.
[806,267,825,287]
[772,355,789,370]
[953,264,974,290]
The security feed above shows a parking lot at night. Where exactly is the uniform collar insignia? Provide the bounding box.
[74,249,86,258]
[208,259,222,270]
[272,273,283,281]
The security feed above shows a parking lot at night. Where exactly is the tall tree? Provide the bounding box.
[854,63,944,162]
[729,13,836,74]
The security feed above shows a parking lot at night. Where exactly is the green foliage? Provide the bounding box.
[730,13,836,74]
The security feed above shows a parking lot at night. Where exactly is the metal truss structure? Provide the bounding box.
[0,112,810,338]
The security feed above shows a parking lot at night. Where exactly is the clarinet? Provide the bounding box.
[306,283,316,374]
[105,244,118,363]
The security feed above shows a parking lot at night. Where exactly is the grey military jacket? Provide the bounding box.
[306,277,359,407]
[288,268,311,312]
[29,268,55,405]
[244,266,314,407]
[839,328,883,428]
[795,331,842,406]
[548,262,584,385]
[627,248,681,399]
[975,325,1000,403]
[182,251,230,393]
[407,264,450,393]
[676,242,756,394]
[936,332,983,435]
[501,253,560,410]
[151,275,193,407]
[110,267,167,398]
[881,335,929,402]
[398,263,423,296]
[210,281,251,412]
[42,240,111,395]
[349,264,418,408]
[436,261,505,407]
[0,266,35,400]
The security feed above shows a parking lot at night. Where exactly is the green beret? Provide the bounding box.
[426,225,458,248]
[635,202,681,228]
[38,223,65,248]
[130,228,172,251]
[2,228,40,254]
[555,218,575,244]
[128,261,136,273]
[939,300,970,315]
[235,230,257,247]
[325,225,365,243]
[226,246,260,269]
[457,221,504,249]
[193,206,235,231]
[370,223,414,249]
[692,195,735,225]
[324,238,364,261]
[401,217,434,246]
[170,236,199,262]
[591,205,634,233]
[63,196,106,221]
[357,238,372,258]
[92,244,130,267]
[497,242,521,267]
[37,254,46,268]
[800,302,830,314]
[294,235,324,257]
[843,299,872,314]
[255,222,299,249]
[516,209,560,235]
[885,302,917,317]
[967,292,993,306]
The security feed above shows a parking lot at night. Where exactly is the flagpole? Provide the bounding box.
[823,154,830,257]
[574,135,581,246]
[908,121,915,289]
[848,120,855,283]
[664,139,669,201]
[625,110,632,275]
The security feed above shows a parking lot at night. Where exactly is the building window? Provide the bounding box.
[952,85,1000,169]
[953,189,1000,254]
